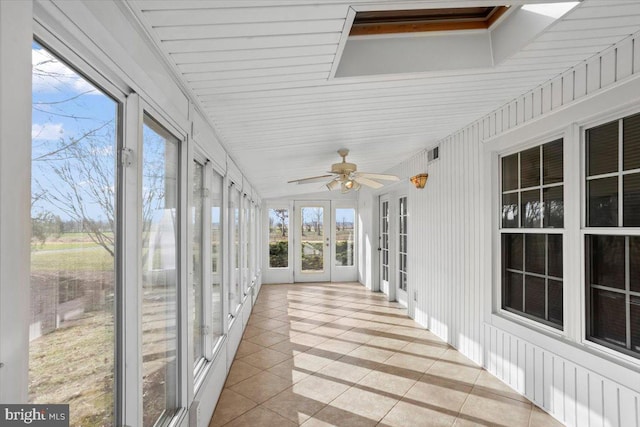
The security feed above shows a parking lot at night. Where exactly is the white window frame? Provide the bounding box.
[190,152,209,382]
[497,136,566,333]
[580,106,640,364]
[493,131,569,338]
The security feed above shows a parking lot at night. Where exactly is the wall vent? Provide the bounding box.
[427,146,440,162]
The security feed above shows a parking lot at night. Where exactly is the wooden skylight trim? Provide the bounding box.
[349,6,511,36]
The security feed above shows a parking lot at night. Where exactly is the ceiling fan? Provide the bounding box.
[288,149,400,193]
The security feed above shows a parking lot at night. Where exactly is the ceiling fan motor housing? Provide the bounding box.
[331,161,357,175]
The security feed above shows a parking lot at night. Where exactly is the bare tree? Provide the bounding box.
[273,209,288,237]
[34,125,117,256]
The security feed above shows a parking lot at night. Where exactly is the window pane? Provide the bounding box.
[623,173,640,227]
[502,153,519,191]
[548,280,563,326]
[502,192,519,228]
[525,234,546,275]
[588,177,619,227]
[524,275,545,319]
[591,288,626,348]
[192,161,204,367]
[589,235,625,289]
[543,139,563,185]
[631,296,640,354]
[623,113,640,171]
[335,208,355,266]
[268,208,289,268]
[504,272,523,312]
[520,146,540,188]
[142,116,179,427]
[243,197,249,293]
[502,233,523,271]
[587,120,619,176]
[631,237,640,293]
[211,171,223,339]
[521,190,541,228]
[229,187,241,312]
[543,186,564,228]
[548,234,563,278]
[30,43,117,426]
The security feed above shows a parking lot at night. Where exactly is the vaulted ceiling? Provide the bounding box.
[127,0,640,199]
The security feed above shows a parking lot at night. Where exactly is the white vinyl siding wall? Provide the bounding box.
[359,31,640,427]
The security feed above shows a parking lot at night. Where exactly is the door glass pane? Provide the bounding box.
[268,208,288,268]
[211,171,223,340]
[335,208,355,266]
[381,201,389,282]
[30,42,117,426]
[192,161,204,367]
[142,115,179,427]
[398,197,408,292]
[301,207,324,271]
[587,120,619,176]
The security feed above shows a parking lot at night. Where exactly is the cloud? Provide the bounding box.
[32,122,64,140]
[32,48,100,96]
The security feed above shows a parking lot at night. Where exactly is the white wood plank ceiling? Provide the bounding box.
[128,0,640,199]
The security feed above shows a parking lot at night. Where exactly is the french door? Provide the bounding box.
[397,196,408,307]
[294,201,331,282]
[379,197,392,296]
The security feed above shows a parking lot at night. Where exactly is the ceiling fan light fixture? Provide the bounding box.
[327,179,340,191]
[288,149,398,191]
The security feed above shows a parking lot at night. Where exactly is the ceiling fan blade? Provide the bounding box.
[356,172,400,181]
[288,174,335,184]
[354,176,384,189]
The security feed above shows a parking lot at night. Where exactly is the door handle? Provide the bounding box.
[377,248,382,252]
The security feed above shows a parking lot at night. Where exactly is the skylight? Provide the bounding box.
[521,2,580,18]
[350,6,511,36]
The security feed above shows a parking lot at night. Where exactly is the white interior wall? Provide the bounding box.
[358,32,640,426]
[0,0,33,404]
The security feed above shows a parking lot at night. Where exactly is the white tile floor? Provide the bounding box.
[210,283,563,426]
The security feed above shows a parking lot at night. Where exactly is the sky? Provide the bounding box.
[32,41,117,223]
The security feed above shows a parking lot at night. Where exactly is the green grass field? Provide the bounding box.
[31,232,114,271]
